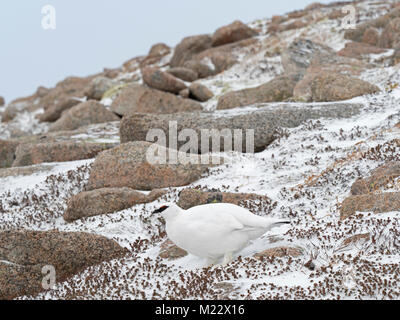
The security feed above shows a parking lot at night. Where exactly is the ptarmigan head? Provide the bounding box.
[152,203,181,221]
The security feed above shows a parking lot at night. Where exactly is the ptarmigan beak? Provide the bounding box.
[152,205,169,214]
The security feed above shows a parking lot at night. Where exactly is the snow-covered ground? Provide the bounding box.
[1,0,399,299]
[1,89,398,300]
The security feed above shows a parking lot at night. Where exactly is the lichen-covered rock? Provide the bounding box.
[139,43,172,68]
[182,60,216,79]
[283,38,371,82]
[1,106,18,123]
[148,43,171,58]
[49,100,120,132]
[0,139,18,168]
[170,34,213,68]
[189,83,214,102]
[64,188,167,222]
[120,103,361,153]
[179,88,190,99]
[142,67,187,94]
[0,230,127,299]
[110,83,202,116]
[0,263,44,301]
[255,247,303,259]
[0,165,56,179]
[281,39,336,75]
[36,86,50,98]
[340,192,400,220]
[85,76,117,100]
[159,240,188,260]
[378,17,400,49]
[167,67,198,82]
[86,142,223,191]
[109,84,150,116]
[351,162,400,195]
[393,46,400,65]
[13,141,113,167]
[344,7,400,43]
[38,97,82,123]
[1,93,40,123]
[211,20,258,47]
[217,73,301,109]
[362,27,380,46]
[38,76,95,122]
[337,42,386,59]
[184,39,255,78]
[308,72,380,102]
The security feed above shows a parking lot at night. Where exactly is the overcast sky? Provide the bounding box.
[0,0,334,103]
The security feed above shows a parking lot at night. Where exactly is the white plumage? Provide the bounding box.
[155,203,290,266]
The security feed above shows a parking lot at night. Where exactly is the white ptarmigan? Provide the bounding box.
[153,203,290,265]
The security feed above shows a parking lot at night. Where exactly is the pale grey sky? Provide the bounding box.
[0,0,334,103]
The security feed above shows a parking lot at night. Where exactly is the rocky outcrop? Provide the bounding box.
[217,74,301,109]
[120,103,361,153]
[379,17,400,49]
[38,76,94,122]
[362,27,380,46]
[0,140,18,168]
[49,100,120,132]
[351,162,400,195]
[148,43,171,58]
[86,142,223,191]
[140,43,172,67]
[12,141,113,167]
[142,67,187,94]
[170,34,213,67]
[284,39,371,78]
[1,106,18,123]
[344,8,400,46]
[127,88,203,115]
[179,88,190,99]
[110,84,202,116]
[85,76,117,100]
[254,247,303,259]
[281,39,336,75]
[183,39,255,78]
[189,83,214,102]
[166,67,198,82]
[171,35,256,78]
[64,188,166,222]
[340,192,400,220]
[211,20,258,47]
[36,86,50,98]
[183,60,218,79]
[159,240,188,260]
[328,9,347,20]
[103,68,121,79]
[11,121,120,147]
[177,189,272,213]
[0,230,127,299]
[109,84,150,116]
[393,46,400,65]
[0,165,57,179]
[338,42,386,59]
[38,98,82,123]
[306,72,379,102]
[1,93,39,123]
